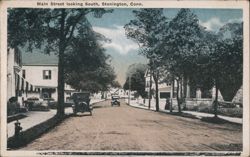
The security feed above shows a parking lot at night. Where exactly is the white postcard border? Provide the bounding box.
[0,0,249,156]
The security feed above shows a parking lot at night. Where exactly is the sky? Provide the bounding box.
[22,8,243,85]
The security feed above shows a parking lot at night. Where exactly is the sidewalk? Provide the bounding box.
[127,100,242,124]
[7,98,105,138]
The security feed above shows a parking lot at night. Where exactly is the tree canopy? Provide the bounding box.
[214,23,243,101]
[8,8,113,116]
[125,8,243,114]
[124,9,168,111]
[123,63,147,98]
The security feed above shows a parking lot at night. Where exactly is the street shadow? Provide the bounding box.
[92,105,113,109]
[73,113,92,117]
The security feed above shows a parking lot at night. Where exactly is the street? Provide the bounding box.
[21,100,242,151]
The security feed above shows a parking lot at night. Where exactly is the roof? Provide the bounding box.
[22,64,58,66]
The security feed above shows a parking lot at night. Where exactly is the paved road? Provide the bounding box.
[21,100,242,151]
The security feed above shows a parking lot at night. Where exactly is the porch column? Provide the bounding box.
[196,89,202,99]
[40,88,42,98]
[186,79,190,98]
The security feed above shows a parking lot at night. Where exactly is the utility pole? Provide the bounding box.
[128,76,131,105]
[148,70,152,109]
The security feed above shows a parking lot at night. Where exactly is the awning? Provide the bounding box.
[34,85,57,89]
[15,72,39,93]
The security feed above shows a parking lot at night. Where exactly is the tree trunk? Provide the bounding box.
[170,79,174,113]
[214,80,219,118]
[183,76,187,98]
[183,76,187,110]
[180,78,183,99]
[148,72,152,109]
[176,79,181,113]
[56,9,66,117]
[152,72,159,112]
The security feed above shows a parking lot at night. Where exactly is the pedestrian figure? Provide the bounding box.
[165,98,170,110]
[14,120,22,139]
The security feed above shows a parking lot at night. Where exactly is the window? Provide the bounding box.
[22,70,26,78]
[190,85,197,98]
[201,89,212,98]
[160,92,170,99]
[43,70,51,80]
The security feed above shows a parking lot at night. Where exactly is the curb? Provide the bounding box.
[7,113,27,123]
[127,103,197,119]
[91,99,106,106]
[127,103,241,125]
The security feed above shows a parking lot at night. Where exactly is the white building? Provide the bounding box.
[7,48,40,105]
[22,64,76,101]
[22,64,58,100]
[144,68,242,110]
[144,69,172,100]
[7,48,22,103]
[106,88,130,99]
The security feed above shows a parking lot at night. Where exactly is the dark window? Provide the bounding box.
[201,89,212,98]
[22,70,26,78]
[160,92,170,99]
[190,85,197,98]
[43,70,51,80]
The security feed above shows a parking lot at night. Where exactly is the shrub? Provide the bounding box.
[218,108,243,118]
[7,97,20,116]
[185,104,242,118]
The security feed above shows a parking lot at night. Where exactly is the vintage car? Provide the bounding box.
[43,98,56,108]
[25,97,49,111]
[111,95,120,106]
[71,92,92,115]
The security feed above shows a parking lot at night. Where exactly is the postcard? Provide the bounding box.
[0,0,249,156]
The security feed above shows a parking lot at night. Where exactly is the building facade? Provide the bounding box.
[7,48,22,103]
[144,69,172,100]
[144,68,242,110]
[22,64,76,101]
[22,64,58,100]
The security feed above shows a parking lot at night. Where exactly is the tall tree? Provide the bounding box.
[210,22,243,117]
[124,9,167,111]
[159,9,205,113]
[63,23,117,93]
[216,22,243,101]
[8,8,112,117]
[179,22,243,117]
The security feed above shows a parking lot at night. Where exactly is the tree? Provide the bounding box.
[65,64,116,93]
[209,22,243,117]
[183,22,243,117]
[123,64,147,98]
[216,23,243,101]
[63,23,116,93]
[111,81,122,88]
[8,8,112,117]
[159,9,205,113]
[124,9,167,111]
